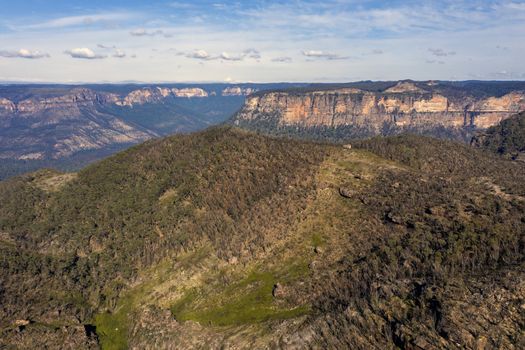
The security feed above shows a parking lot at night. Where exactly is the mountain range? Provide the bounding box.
[0,82,524,349]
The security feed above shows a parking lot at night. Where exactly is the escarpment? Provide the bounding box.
[0,88,155,160]
[232,82,525,141]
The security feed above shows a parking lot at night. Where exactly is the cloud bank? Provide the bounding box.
[0,49,49,59]
[64,48,106,59]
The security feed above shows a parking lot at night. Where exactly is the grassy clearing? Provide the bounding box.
[92,247,214,350]
[31,169,78,192]
[171,259,310,326]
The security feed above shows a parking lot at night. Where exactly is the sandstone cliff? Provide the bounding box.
[222,86,257,96]
[232,82,525,140]
[116,88,166,107]
[0,88,155,160]
[172,87,208,98]
[116,87,209,107]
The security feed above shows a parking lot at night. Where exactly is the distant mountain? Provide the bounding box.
[0,83,305,179]
[230,80,525,142]
[0,88,155,160]
[471,111,525,161]
[0,127,523,349]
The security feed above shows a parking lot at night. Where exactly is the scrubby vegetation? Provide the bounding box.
[1,126,524,349]
[308,136,525,348]
[0,126,328,348]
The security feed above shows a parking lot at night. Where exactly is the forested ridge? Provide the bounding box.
[1,125,524,349]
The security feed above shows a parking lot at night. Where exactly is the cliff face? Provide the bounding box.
[0,88,155,160]
[233,82,525,140]
[222,86,257,96]
[172,87,208,98]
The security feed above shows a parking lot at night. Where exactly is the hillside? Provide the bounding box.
[230,80,525,142]
[1,127,524,349]
[471,111,525,160]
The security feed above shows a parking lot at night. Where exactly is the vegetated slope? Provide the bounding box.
[1,127,524,349]
[471,111,525,160]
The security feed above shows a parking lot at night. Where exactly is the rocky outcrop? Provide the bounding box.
[0,98,16,116]
[116,87,209,107]
[232,84,525,140]
[385,81,428,93]
[172,88,208,98]
[116,88,166,107]
[14,88,120,120]
[222,86,257,96]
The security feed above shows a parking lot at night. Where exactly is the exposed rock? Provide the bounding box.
[385,81,428,94]
[116,88,166,107]
[222,86,257,96]
[14,319,30,326]
[0,97,16,116]
[272,283,286,298]
[172,88,208,98]
[338,187,354,198]
[0,88,156,159]
[157,87,172,97]
[232,86,525,138]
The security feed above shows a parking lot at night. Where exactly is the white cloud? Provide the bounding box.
[64,48,106,59]
[0,49,49,59]
[113,49,126,58]
[220,52,243,61]
[130,28,172,37]
[272,56,292,63]
[302,50,347,60]
[169,2,195,9]
[185,48,261,62]
[428,48,456,57]
[97,44,116,49]
[17,13,136,30]
[186,49,214,60]
[243,48,261,59]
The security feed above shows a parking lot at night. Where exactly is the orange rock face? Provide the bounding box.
[236,88,525,132]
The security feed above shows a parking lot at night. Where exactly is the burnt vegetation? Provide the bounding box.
[310,135,525,348]
[1,125,524,349]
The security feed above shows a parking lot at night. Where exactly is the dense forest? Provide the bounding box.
[1,123,524,349]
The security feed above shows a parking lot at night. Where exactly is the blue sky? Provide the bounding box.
[1,0,524,82]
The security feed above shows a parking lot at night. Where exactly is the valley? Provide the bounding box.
[0,83,302,179]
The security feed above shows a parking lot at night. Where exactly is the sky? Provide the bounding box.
[0,0,525,83]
